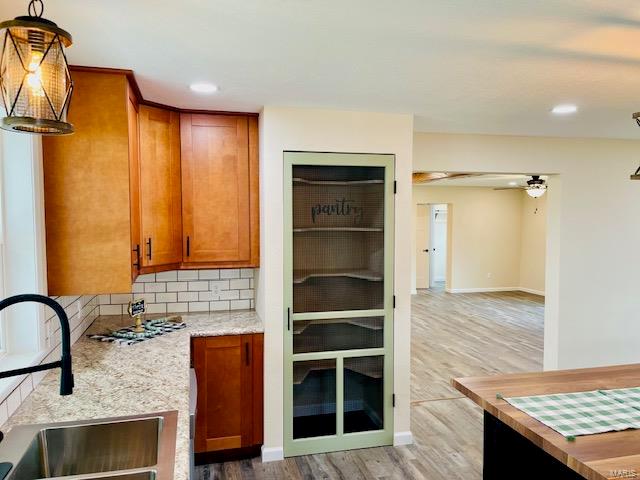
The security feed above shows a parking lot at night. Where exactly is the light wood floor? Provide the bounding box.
[195,287,544,480]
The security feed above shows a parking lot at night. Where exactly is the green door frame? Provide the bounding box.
[283,151,395,457]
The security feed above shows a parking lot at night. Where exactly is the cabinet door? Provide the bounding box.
[138,105,183,268]
[127,87,141,281]
[43,70,133,295]
[180,114,258,265]
[193,335,255,453]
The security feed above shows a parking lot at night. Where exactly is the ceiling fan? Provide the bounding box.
[494,176,547,198]
[412,172,480,184]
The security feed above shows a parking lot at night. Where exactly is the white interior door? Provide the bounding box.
[430,205,447,286]
[415,204,430,289]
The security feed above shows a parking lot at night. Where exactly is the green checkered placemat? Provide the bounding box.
[504,389,640,439]
[600,387,640,410]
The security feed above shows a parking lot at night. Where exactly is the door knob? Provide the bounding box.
[423,249,429,252]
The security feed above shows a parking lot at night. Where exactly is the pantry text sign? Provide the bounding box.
[311,198,363,224]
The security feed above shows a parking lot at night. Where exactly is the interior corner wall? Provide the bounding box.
[414,132,640,371]
[258,107,414,455]
[519,191,547,295]
[412,186,523,292]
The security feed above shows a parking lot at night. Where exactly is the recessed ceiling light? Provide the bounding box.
[508,181,518,186]
[190,82,218,94]
[551,104,578,115]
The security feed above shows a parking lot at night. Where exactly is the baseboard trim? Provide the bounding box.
[261,446,284,463]
[518,287,546,296]
[394,431,414,446]
[446,287,519,294]
[445,286,546,296]
[411,289,418,295]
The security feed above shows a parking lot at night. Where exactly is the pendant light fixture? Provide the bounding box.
[0,0,73,135]
[525,176,547,198]
[632,112,640,180]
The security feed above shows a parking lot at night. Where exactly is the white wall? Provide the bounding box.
[414,132,640,370]
[257,107,414,458]
[413,186,523,292]
[412,187,547,294]
[519,192,546,295]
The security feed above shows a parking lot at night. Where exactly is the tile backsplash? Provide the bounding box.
[0,295,99,428]
[99,269,255,315]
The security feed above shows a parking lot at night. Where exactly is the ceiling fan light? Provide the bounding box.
[0,1,74,135]
[526,184,547,198]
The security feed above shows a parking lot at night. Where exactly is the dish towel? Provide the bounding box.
[504,387,640,439]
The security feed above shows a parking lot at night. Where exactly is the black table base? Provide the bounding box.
[484,411,585,479]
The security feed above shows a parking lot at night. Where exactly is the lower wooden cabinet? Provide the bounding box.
[192,334,263,458]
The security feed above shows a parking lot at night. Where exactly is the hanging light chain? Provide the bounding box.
[27,0,44,18]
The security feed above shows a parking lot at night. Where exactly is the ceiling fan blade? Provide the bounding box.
[412,172,480,184]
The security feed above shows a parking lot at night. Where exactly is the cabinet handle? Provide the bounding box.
[245,342,250,366]
[186,236,190,257]
[132,244,141,270]
[287,307,291,331]
[146,238,152,261]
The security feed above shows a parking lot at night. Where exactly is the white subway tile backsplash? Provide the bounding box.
[98,269,256,315]
[111,294,132,304]
[100,305,122,316]
[19,376,33,400]
[209,280,229,293]
[240,289,254,300]
[144,282,166,293]
[241,268,254,279]
[166,282,187,292]
[178,291,198,302]
[167,303,187,313]
[136,273,156,283]
[230,278,250,290]
[155,270,178,282]
[198,291,219,302]
[230,300,251,310]
[155,292,177,303]
[220,269,240,279]
[188,281,209,292]
[210,300,230,311]
[188,302,209,312]
[0,401,8,428]
[178,270,199,281]
[219,290,240,300]
[198,269,220,280]
[145,303,167,314]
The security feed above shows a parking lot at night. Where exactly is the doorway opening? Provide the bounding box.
[415,203,448,291]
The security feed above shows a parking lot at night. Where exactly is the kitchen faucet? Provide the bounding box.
[0,294,74,395]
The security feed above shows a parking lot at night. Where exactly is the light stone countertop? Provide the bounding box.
[3,309,263,480]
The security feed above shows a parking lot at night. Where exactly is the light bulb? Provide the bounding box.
[526,185,547,198]
[26,50,45,97]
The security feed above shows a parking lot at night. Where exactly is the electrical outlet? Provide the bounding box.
[487,272,492,279]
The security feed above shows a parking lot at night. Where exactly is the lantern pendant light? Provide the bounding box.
[0,0,73,135]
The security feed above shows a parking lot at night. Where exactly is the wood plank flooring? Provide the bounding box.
[194,287,544,480]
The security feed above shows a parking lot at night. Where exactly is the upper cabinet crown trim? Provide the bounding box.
[69,65,260,118]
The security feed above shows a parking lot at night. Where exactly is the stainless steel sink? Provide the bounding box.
[0,412,176,480]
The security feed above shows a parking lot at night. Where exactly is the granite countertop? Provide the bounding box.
[3,310,263,480]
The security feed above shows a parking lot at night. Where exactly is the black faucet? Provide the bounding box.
[0,294,74,395]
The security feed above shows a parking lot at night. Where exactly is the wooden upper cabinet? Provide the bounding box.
[138,105,183,270]
[43,70,134,295]
[180,114,259,267]
[127,86,142,282]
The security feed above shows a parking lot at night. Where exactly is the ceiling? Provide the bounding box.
[417,174,548,188]
[4,1,640,138]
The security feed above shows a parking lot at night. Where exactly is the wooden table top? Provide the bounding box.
[452,363,640,480]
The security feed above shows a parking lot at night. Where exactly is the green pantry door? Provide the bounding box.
[284,152,395,456]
